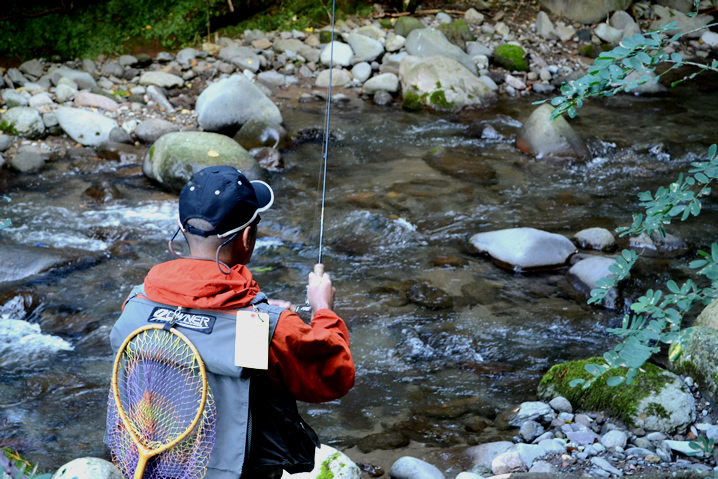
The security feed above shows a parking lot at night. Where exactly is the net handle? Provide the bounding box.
[111,324,209,479]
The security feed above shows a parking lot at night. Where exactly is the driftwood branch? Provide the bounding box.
[372,9,465,18]
[227,0,234,13]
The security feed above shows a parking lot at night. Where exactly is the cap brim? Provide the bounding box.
[251,180,274,212]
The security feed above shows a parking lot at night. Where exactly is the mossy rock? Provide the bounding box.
[319,30,333,44]
[402,89,427,111]
[672,326,718,407]
[493,44,528,72]
[438,19,476,49]
[394,16,424,37]
[538,357,695,433]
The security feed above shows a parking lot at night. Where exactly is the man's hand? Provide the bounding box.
[307,264,335,314]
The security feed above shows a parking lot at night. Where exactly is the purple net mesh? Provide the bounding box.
[106,327,217,479]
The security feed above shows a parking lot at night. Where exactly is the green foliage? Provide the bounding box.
[0,121,18,136]
[2,447,51,479]
[687,436,715,458]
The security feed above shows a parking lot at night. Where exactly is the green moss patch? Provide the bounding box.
[402,90,427,111]
[494,44,528,72]
[429,90,454,109]
[538,358,676,428]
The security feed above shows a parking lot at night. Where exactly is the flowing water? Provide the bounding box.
[1,81,718,474]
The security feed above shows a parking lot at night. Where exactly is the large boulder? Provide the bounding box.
[539,358,696,434]
[516,104,591,161]
[671,327,718,407]
[399,55,494,111]
[283,445,360,478]
[540,0,634,24]
[469,227,576,271]
[405,29,477,75]
[196,75,283,134]
[320,41,354,67]
[695,298,718,329]
[0,244,73,284]
[395,16,425,37]
[2,107,45,139]
[346,33,384,63]
[143,131,262,192]
[55,106,118,147]
[51,457,122,479]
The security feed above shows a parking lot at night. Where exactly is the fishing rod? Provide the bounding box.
[294,0,336,314]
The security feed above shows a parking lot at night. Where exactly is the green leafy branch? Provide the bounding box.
[571,145,718,389]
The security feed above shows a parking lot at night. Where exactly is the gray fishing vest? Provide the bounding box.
[109,285,318,479]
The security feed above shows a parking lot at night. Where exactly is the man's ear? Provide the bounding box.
[240,226,254,249]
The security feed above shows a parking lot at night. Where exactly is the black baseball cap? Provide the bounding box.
[179,166,274,238]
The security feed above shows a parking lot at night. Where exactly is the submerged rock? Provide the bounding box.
[143,131,262,192]
[567,255,621,309]
[0,244,74,284]
[469,227,576,271]
[233,118,288,150]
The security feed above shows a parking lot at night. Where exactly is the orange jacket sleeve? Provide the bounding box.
[267,308,355,403]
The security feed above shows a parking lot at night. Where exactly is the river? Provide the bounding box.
[1,79,717,475]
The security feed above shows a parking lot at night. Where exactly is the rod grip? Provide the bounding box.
[313,263,325,277]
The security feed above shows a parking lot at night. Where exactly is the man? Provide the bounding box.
[107,165,355,478]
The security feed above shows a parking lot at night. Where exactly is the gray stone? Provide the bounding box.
[274,38,320,63]
[701,30,718,49]
[505,74,526,90]
[538,438,567,455]
[436,12,452,24]
[176,48,198,64]
[81,59,97,74]
[101,62,124,78]
[55,83,77,103]
[399,55,495,110]
[405,29,477,75]
[520,420,545,442]
[672,327,718,413]
[43,112,58,129]
[386,34,406,52]
[595,23,624,45]
[536,11,560,40]
[574,227,615,251]
[0,134,12,152]
[139,71,184,88]
[19,59,44,79]
[9,149,46,172]
[117,55,137,67]
[196,75,282,133]
[380,52,407,75]
[233,118,287,150]
[568,255,620,308]
[511,443,546,467]
[346,33,384,63]
[464,8,484,25]
[55,106,118,147]
[529,460,558,474]
[2,89,29,108]
[256,71,286,87]
[156,52,175,62]
[351,62,372,83]
[51,457,122,479]
[625,446,655,457]
[146,85,175,112]
[591,456,623,476]
[390,456,445,479]
[454,473,483,479]
[373,90,393,106]
[491,451,525,475]
[6,68,29,86]
[50,67,97,89]
[556,23,577,42]
[567,430,601,446]
[73,91,119,111]
[479,75,498,91]
[516,103,591,161]
[650,5,714,38]
[632,370,696,434]
[540,0,634,24]
[28,92,54,111]
[143,131,262,193]
[316,68,352,88]
[465,441,514,468]
[0,244,73,284]
[320,41,354,67]
[602,430,628,449]
[57,77,79,90]
[135,119,179,144]
[470,227,576,270]
[363,73,399,94]
[109,127,133,144]
[624,70,667,95]
[509,402,555,427]
[2,107,45,139]
[664,440,697,455]
[549,396,572,413]
[394,16,425,37]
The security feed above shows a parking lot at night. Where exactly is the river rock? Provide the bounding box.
[601,430,628,449]
[510,401,555,427]
[320,41,354,67]
[143,131,262,192]
[0,134,11,152]
[574,227,615,251]
[406,283,453,309]
[394,16,425,37]
[390,456,445,479]
[374,90,393,106]
[520,420,545,442]
[567,255,620,308]
[400,55,494,111]
[536,11,560,40]
[73,91,119,111]
[540,0,634,24]
[351,62,372,83]
[595,23,624,45]
[650,5,714,38]
[6,68,29,86]
[139,71,184,89]
[196,75,283,134]
[316,68,352,88]
[55,83,77,103]
[0,244,75,284]
[469,227,576,271]
[285,444,360,478]
[671,327,718,407]
[223,46,263,72]
[109,126,133,144]
[623,70,667,94]
[363,73,399,94]
[2,89,29,108]
[146,85,175,112]
[101,61,124,78]
[9,146,49,172]
[233,118,288,150]
[386,34,406,52]
[134,118,180,144]
[273,38,320,63]
[611,10,641,37]
[51,457,122,479]
[695,298,718,329]
[346,33,384,63]
[405,29,477,75]
[97,142,145,162]
[516,104,591,161]
[539,358,696,434]
[492,451,525,474]
[50,67,97,89]
[19,59,44,79]
[465,441,514,468]
[2,107,45,139]
[55,106,118,147]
